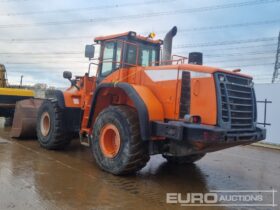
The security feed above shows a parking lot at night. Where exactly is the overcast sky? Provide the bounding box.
[0,0,279,88]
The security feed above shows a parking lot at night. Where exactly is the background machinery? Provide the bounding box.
[0,64,8,88]
[11,27,265,175]
[0,64,34,118]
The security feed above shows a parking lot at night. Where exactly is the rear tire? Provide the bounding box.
[91,106,150,175]
[163,154,205,164]
[36,99,72,150]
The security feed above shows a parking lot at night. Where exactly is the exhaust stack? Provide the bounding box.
[162,26,177,65]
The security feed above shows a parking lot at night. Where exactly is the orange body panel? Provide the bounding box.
[131,85,164,121]
[101,69,164,121]
[102,64,222,125]
[190,76,217,125]
[63,74,96,108]
[139,69,180,120]
[178,64,252,78]
[63,86,82,108]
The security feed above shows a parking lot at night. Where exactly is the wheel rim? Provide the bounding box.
[40,112,51,136]
[100,123,121,158]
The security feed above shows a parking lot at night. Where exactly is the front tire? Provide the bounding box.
[36,100,72,150]
[91,106,150,175]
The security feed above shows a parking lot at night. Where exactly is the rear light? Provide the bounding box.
[184,114,201,124]
[191,116,201,124]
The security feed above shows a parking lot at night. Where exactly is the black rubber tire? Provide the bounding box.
[163,154,205,164]
[91,106,150,175]
[36,99,72,150]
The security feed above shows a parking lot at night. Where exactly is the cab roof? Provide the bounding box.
[94,31,163,45]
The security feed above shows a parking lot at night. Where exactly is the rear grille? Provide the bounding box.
[215,73,256,131]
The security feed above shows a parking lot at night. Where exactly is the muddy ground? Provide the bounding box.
[0,127,279,210]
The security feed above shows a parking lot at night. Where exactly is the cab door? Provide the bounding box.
[97,41,122,83]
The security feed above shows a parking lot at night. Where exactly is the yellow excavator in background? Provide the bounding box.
[0,64,8,88]
[0,64,34,118]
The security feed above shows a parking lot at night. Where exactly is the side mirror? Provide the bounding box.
[85,45,95,60]
[63,71,72,80]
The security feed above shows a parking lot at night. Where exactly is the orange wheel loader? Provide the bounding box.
[11,26,266,175]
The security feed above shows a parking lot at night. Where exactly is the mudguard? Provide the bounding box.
[87,82,164,140]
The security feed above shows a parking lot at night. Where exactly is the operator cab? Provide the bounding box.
[85,31,162,81]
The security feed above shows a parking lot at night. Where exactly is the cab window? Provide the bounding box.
[100,41,122,77]
[126,44,137,66]
[140,46,157,66]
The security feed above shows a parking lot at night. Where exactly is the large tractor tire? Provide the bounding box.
[163,154,205,164]
[36,99,72,150]
[91,106,150,175]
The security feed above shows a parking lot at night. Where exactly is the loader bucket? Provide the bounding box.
[10,98,43,138]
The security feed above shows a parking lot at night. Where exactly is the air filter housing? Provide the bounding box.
[188,52,203,65]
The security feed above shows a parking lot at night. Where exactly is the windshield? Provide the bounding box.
[99,39,160,76]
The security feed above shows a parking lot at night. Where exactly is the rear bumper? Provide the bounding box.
[152,121,266,155]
